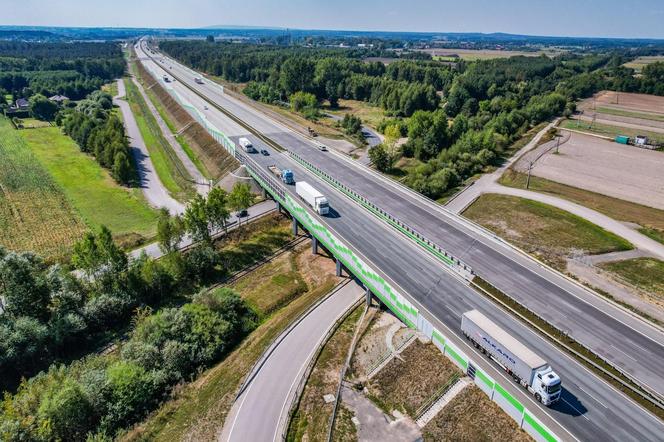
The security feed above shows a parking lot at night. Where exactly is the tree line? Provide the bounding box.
[0,182,258,440]
[59,90,136,186]
[160,40,452,116]
[0,41,124,101]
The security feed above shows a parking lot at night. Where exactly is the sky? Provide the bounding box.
[3,0,664,39]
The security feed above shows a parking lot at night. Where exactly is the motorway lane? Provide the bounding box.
[222,280,364,442]
[171,67,664,397]
[230,134,663,441]
[139,41,664,440]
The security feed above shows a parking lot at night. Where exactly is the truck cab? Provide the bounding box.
[531,366,561,405]
[282,169,294,185]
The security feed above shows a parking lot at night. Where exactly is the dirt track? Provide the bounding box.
[524,132,664,210]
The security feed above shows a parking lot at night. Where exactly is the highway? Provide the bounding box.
[137,40,664,441]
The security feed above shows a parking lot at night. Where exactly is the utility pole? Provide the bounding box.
[555,135,561,154]
[526,161,533,189]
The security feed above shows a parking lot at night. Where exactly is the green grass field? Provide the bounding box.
[601,258,664,299]
[596,106,664,122]
[622,56,664,73]
[19,125,158,245]
[463,194,633,269]
[499,170,664,235]
[561,118,664,144]
[0,118,87,260]
[124,78,195,201]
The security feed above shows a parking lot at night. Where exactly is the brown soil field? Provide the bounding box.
[587,91,664,115]
[519,131,664,210]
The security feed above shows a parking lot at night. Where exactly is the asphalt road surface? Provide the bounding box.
[138,40,664,441]
[114,78,184,214]
[221,280,364,442]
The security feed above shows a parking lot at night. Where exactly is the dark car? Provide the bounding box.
[236,209,248,218]
[260,149,269,156]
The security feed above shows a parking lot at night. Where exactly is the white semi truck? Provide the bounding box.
[461,309,561,406]
[238,137,256,153]
[296,181,329,215]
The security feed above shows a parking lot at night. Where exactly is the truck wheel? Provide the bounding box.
[535,393,542,403]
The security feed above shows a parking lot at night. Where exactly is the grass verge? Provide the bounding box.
[600,258,664,299]
[16,121,158,249]
[462,194,633,270]
[123,77,195,201]
[596,106,664,122]
[499,170,664,236]
[287,305,363,442]
[560,118,664,144]
[472,276,664,420]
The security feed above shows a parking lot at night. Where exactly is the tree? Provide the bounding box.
[206,35,215,43]
[184,194,211,243]
[0,251,50,320]
[72,225,127,280]
[279,57,315,96]
[289,91,318,113]
[206,187,230,235]
[156,208,185,254]
[112,151,134,185]
[229,183,253,226]
[369,144,391,172]
[29,93,58,121]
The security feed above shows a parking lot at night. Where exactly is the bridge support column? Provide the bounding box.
[276,201,281,214]
[365,285,372,306]
[335,258,342,277]
[262,187,268,199]
[292,217,298,236]
[312,236,318,255]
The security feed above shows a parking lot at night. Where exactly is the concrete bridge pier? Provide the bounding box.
[276,201,281,214]
[335,258,343,277]
[292,217,298,236]
[365,285,372,306]
[262,187,268,199]
[312,236,318,255]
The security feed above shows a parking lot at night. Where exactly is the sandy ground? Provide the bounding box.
[520,131,664,210]
[586,91,664,115]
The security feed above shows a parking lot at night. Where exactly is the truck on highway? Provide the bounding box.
[238,137,256,153]
[268,165,295,184]
[194,77,204,84]
[461,309,561,405]
[296,181,329,215]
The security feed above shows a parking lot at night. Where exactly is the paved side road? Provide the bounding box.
[114,78,185,214]
[445,122,664,260]
[220,280,364,442]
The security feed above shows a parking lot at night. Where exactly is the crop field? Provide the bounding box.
[19,124,159,248]
[420,47,563,60]
[623,56,664,73]
[582,91,664,116]
[0,118,87,260]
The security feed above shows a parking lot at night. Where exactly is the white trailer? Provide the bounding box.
[461,309,561,405]
[238,137,256,153]
[296,181,329,215]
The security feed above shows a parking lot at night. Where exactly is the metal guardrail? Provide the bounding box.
[472,278,664,412]
[289,151,474,281]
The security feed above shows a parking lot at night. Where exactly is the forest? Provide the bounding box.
[0,41,125,100]
[162,40,664,199]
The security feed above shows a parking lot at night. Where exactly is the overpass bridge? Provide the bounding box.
[136,39,664,441]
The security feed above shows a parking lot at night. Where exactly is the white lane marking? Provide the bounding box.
[561,397,590,421]
[610,344,637,362]
[578,386,608,409]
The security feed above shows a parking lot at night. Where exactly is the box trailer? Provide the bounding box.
[461,309,561,405]
[238,137,256,153]
[296,181,329,215]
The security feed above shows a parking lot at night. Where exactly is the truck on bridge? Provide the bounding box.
[268,165,295,185]
[461,309,561,406]
[296,181,329,215]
